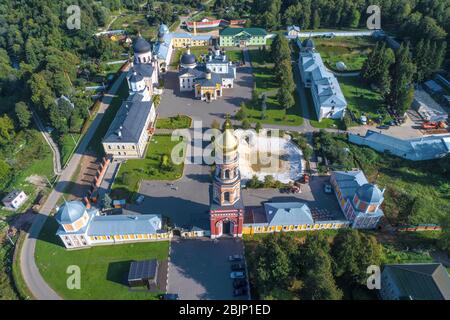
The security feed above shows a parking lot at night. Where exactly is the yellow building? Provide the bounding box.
[242,202,349,235]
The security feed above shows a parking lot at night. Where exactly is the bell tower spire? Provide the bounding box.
[209,120,244,239]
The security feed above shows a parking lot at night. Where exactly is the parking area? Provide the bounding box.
[348,113,424,139]
[167,238,248,300]
[242,175,345,221]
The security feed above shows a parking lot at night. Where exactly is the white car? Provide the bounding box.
[135,195,145,204]
[230,271,246,279]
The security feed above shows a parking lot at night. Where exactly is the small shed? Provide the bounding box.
[2,190,27,210]
[128,259,158,287]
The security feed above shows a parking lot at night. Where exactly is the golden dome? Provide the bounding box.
[216,128,238,153]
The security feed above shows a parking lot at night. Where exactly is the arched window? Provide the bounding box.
[224,192,230,202]
[224,169,230,179]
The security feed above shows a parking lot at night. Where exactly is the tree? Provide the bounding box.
[312,10,320,29]
[438,212,450,254]
[301,250,343,300]
[0,115,14,146]
[241,118,251,129]
[235,104,247,121]
[386,43,416,114]
[0,159,10,189]
[296,234,342,300]
[254,234,291,293]
[277,86,295,110]
[255,121,262,133]
[331,229,383,285]
[15,101,32,129]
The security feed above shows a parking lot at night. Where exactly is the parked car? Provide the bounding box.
[231,263,245,271]
[233,287,248,297]
[228,254,243,262]
[323,183,332,194]
[230,271,246,279]
[135,195,145,204]
[377,125,390,130]
[233,279,248,289]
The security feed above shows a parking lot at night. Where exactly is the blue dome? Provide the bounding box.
[55,201,86,224]
[180,52,196,66]
[133,37,151,54]
[356,184,383,203]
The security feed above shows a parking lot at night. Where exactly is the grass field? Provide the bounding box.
[157,115,191,129]
[112,135,186,199]
[244,49,304,126]
[86,78,129,156]
[312,37,375,71]
[34,217,169,300]
[170,47,210,67]
[110,14,157,39]
[338,76,389,123]
[58,133,81,167]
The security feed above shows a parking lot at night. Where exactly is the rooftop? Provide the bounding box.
[220,27,267,37]
[87,214,163,236]
[103,92,153,144]
[383,263,450,300]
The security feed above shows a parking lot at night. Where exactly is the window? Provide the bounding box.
[108,145,112,149]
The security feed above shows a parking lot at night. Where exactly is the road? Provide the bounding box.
[20,67,129,300]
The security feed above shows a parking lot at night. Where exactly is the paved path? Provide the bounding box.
[30,109,62,176]
[20,68,129,300]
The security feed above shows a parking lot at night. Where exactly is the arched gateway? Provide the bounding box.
[209,120,244,239]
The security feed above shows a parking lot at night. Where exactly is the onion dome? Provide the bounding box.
[180,50,196,67]
[355,184,383,204]
[55,200,87,224]
[215,120,238,153]
[133,36,151,54]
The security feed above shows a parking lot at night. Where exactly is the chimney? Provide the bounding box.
[206,71,211,80]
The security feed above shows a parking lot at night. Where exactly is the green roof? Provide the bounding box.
[220,27,267,37]
[383,263,450,300]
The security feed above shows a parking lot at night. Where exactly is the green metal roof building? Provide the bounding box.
[219,27,268,47]
[380,263,450,300]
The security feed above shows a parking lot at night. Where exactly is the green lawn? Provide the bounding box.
[112,135,186,199]
[110,13,157,39]
[338,76,389,123]
[86,78,129,156]
[312,37,375,72]
[34,217,169,300]
[244,49,303,126]
[157,115,192,129]
[58,133,81,167]
[226,50,244,63]
[170,47,210,67]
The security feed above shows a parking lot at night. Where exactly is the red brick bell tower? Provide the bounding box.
[209,122,244,239]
